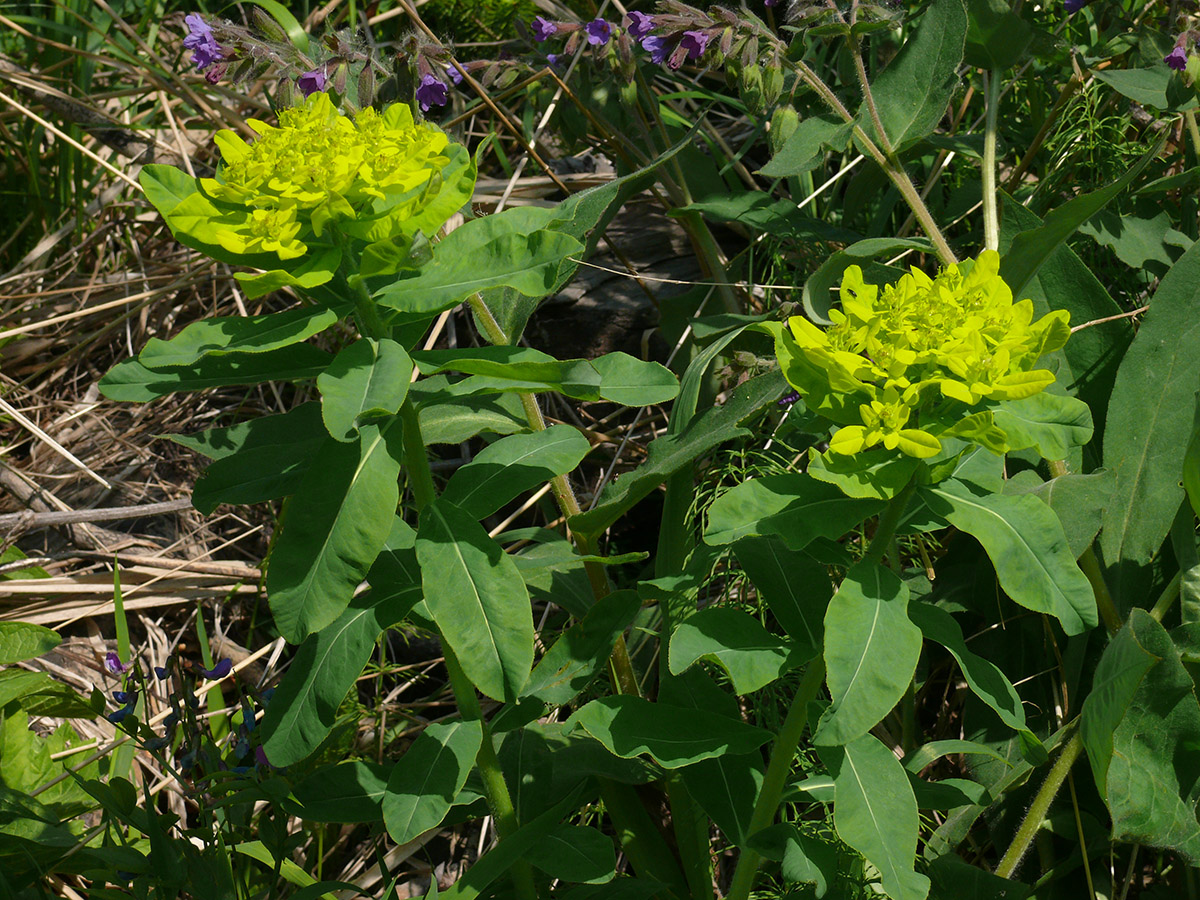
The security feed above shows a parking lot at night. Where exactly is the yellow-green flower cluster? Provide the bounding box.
[779,251,1070,459]
[201,92,452,260]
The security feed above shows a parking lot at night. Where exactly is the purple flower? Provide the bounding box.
[1063,0,1088,12]
[154,665,169,680]
[183,13,224,72]
[531,15,558,42]
[642,35,670,65]
[255,745,271,767]
[680,30,712,61]
[626,11,656,39]
[198,658,233,680]
[297,68,327,97]
[586,19,613,46]
[778,391,801,406]
[415,73,449,112]
[546,53,562,68]
[113,690,134,704]
[104,651,128,675]
[765,0,781,5]
[445,64,463,86]
[1166,46,1190,71]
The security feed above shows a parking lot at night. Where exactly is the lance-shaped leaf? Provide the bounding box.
[266,418,404,642]
[99,345,333,403]
[668,607,807,694]
[412,347,601,399]
[525,825,616,885]
[383,720,484,844]
[318,338,414,442]
[820,734,931,900]
[815,562,922,746]
[858,0,967,151]
[262,583,420,766]
[589,352,679,407]
[374,209,583,316]
[706,473,884,550]
[137,306,340,370]
[190,402,327,514]
[908,601,1044,762]
[442,425,591,520]
[565,695,772,768]
[990,392,1093,462]
[760,115,855,179]
[920,478,1097,635]
[1081,609,1200,860]
[733,535,831,658]
[289,760,391,823]
[416,499,534,702]
[1101,241,1200,589]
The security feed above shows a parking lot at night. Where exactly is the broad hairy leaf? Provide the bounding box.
[668,607,807,694]
[733,535,831,658]
[416,498,534,702]
[266,419,404,642]
[815,562,922,746]
[565,695,772,768]
[0,622,60,665]
[1081,609,1200,860]
[921,478,1097,634]
[820,734,931,900]
[318,338,413,442]
[383,720,484,844]
[441,426,590,520]
[964,0,1033,69]
[137,307,340,370]
[759,115,855,179]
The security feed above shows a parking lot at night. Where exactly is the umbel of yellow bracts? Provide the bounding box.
[200,92,452,259]
[776,251,1071,459]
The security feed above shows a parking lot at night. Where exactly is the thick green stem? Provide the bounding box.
[982,69,1002,253]
[1186,110,1200,162]
[864,479,918,566]
[726,657,827,900]
[398,398,436,513]
[995,727,1083,879]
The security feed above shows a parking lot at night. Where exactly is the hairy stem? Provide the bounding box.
[982,69,1002,252]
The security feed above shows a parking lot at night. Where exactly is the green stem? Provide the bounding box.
[1186,110,1200,163]
[443,646,538,900]
[726,657,827,900]
[864,479,918,565]
[398,397,436,513]
[982,69,1002,252]
[1150,571,1183,623]
[849,34,894,159]
[994,726,1083,880]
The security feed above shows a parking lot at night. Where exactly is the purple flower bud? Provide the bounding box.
[198,658,233,680]
[626,11,656,39]
[106,693,138,724]
[531,15,558,42]
[1166,46,1190,71]
[183,13,224,72]
[642,35,670,65]
[297,67,327,97]
[1063,0,1088,12]
[113,690,134,704]
[104,651,128,675]
[765,0,781,6]
[586,19,613,46]
[154,666,169,680]
[546,53,562,68]
[415,73,449,112]
[680,30,713,61]
[255,745,271,767]
[445,64,463,86]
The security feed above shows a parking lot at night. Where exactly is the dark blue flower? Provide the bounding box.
[106,694,138,724]
[642,35,670,65]
[1063,0,1088,12]
[547,53,562,68]
[113,690,134,704]
[183,13,224,72]
[531,15,558,42]
[1166,46,1190,71]
[586,19,613,46]
[626,11,656,39]
[778,391,801,406]
[297,68,327,97]
[154,666,169,680]
[416,73,449,112]
[198,658,233,680]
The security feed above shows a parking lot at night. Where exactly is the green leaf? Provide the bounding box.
[901,739,1012,772]
[570,370,787,537]
[232,249,340,300]
[733,535,831,658]
[991,392,1093,461]
[801,239,926,324]
[266,419,404,642]
[565,695,772,768]
[99,345,333,402]
[525,825,616,884]
[243,0,309,54]
[442,426,591,520]
[413,346,601,399]
[999,134,1166,298]
[806,448,922,500]
[668,607,807,694]
[677,191,862,245]
[137,307,340,371]
[1004,470,1115,560]
[261,586,420,767]
[682,753,765,847]
[1080,210,1192,270]
[908,602,1043,761]
[416,499,534,702]
[927,854,1022,899]
[0,623,60,665]
[375,212,584,316]
[590,352,679,407]
[1081,609,1200,860]
[821,734,931,900]
[815,562,922,746]
[1101,241,1200,590]
[705,473,884,550]
[758,115,855,178]
[290,761,391,823]
[1094,66,1198,111]
[413,376,527,445]
[921,479,1097,635]
[190,403,327,514]
[964,0,1033,69]
[0,670,94,719]
[317,339,413,442]
[384,720,484,844]
[861,0,967,151]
